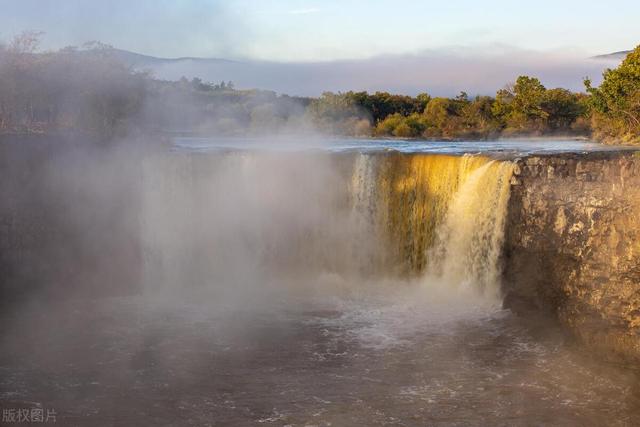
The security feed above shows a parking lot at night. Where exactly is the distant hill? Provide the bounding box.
[109,48,634,69]
[592,50,632,60]
[104,48,237,68]
[84,48,617,97]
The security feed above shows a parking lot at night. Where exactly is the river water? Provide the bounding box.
[1,138,639,426]
[1,288,639,426]
[172,136,636,155]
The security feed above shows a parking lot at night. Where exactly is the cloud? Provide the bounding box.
[287,8,321,15]
[147,45,618,97]
[0,0,253,59]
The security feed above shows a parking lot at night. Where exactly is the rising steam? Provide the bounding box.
[140,149,515,305]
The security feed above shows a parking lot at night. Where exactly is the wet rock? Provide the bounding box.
[503,151,640,363]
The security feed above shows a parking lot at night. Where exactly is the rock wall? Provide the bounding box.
[503,151,640,361]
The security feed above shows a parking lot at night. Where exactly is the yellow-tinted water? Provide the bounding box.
[350,153,514,292]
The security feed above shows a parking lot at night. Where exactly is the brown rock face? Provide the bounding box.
[503,151,640,362]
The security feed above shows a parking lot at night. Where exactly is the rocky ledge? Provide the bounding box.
[503,150,640,362]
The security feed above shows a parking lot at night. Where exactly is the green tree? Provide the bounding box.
[375,113,405,135]
[423,98,451,130]
[586,45,640,143]
[306,92,372,135]
[415,93,432,112]
[492,76,548,134]
[460,96,500,138]
[541,88,585,132]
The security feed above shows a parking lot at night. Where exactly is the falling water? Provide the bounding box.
[349,153,514,296]
[424,160,515,299]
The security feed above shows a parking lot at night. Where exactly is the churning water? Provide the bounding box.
[1,139,639,426]
[2,290,639,426]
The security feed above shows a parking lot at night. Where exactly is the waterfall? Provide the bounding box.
[140,151,514,298]
[349,153,514,296]
[423,160,514,299]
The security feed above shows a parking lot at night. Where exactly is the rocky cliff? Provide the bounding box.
[503,151,640,362]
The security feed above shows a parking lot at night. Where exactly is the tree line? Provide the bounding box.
[1,32,639,144]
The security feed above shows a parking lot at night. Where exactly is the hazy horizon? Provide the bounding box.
[2,0,636,96]
[146,46,622,97]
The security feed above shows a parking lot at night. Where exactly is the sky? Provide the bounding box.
[1,0,639,62]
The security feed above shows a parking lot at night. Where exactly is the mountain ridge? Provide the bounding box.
[106,47,633,67]
[592,50,632,60]
[104,48,239,67]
